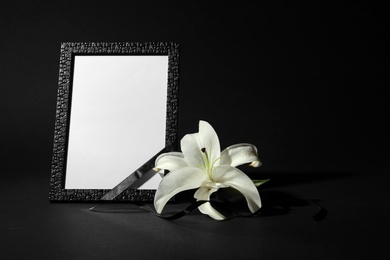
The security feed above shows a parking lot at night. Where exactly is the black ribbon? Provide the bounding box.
[89,201,210,220]
[100,145,173,201]
[89,198,327,221]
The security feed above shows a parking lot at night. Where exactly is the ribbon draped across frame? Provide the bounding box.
[97,146,327,221]
[100,146,173,201]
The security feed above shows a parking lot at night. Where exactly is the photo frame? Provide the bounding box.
[49,42,179,201]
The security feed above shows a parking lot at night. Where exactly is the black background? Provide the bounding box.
[1,1,389,259]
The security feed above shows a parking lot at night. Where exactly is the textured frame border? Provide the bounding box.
[49,42,179,201]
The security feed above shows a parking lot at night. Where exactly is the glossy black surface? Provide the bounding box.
[1,171,389,259]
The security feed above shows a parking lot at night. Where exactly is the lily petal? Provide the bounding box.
[194,187,226,220]
[198,120,221,167]
[154,166,207,213]
[181,133,204,168]
[212,166,261,213]
[155,152,188,172]
[220,143,261,167]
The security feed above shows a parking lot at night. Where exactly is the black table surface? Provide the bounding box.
[1,170,388,259]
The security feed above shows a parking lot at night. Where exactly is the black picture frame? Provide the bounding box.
[49,42,179,202]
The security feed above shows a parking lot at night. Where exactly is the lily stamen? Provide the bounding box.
[201,147,213,181]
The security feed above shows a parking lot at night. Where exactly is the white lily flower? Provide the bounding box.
[154,120,262,220]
